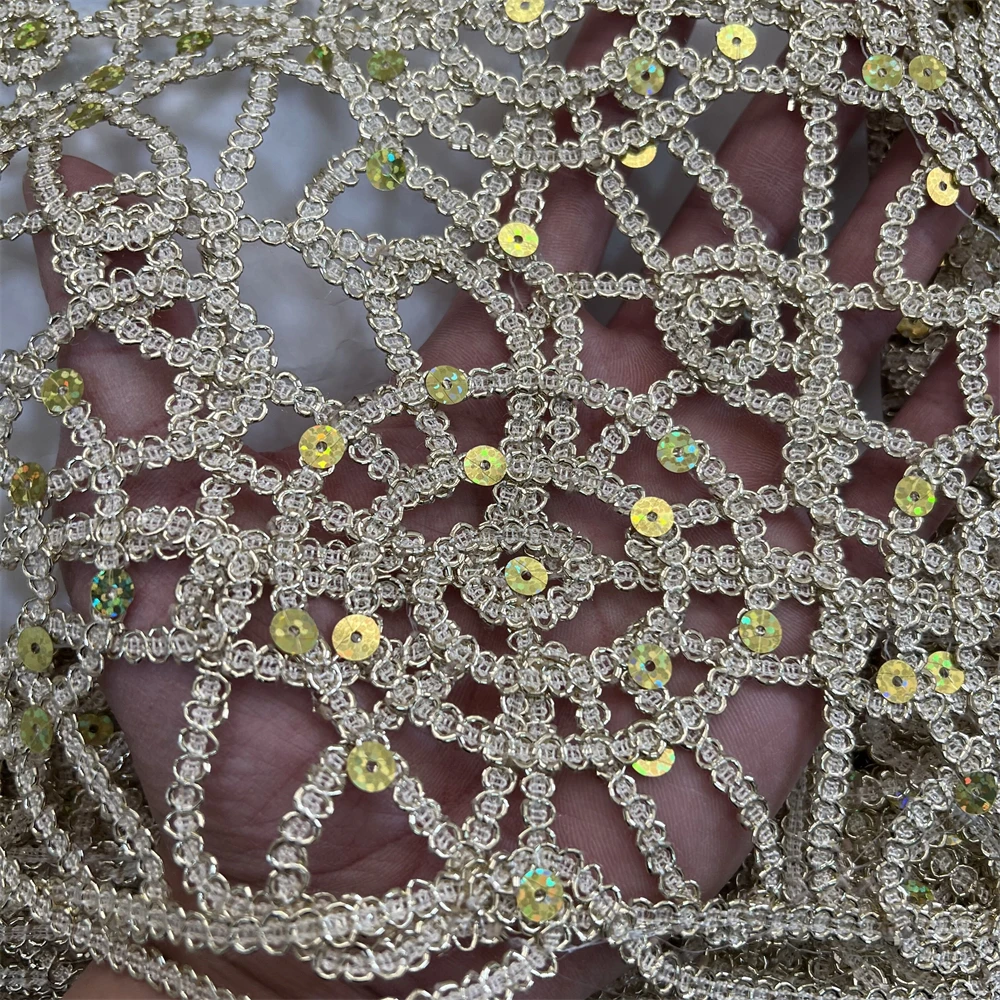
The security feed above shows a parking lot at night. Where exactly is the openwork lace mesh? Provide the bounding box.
[1,1,999,998]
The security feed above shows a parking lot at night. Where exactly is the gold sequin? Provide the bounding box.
[332,614,381,660]
[367,148,406,191]
[626,56,665,96]
[347,741,396,792]
[12,20,48,49]
[657,428,700,473]
[862,53,903,91]
[17,627,53,673]
[77,713,114,747]
[629,497,674,538]
[926,651,963,694]
[40,368,84,414]
[627,643,672,690]
[20,707,53,753]
[516,867,565,923]
[91,568,134,620]
[368,49,406,81]
[463,445,506,485]
[904,879,934,904]
[504,556,548,596]
[270,608,319,655]
[926,167,959,206]
[177,30,213,55]
[717,23,757,61]
[896,316,931,340]
[621,144,657,168]
[876,659,918,703]
[955,772,996,814]
[66,102,104,131]
[298,424,345,470]
[425,365,469,404]
[497,221,538,257]
[305,44,333,73]
[84,64,125,92]
[632,747,676,777]
[894,475,935,517]
[505,0,544,22]
[738,609,782,653]
[909,54,947,90]
[9,462,46,505]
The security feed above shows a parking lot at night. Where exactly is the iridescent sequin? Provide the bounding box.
[17,627,53,673]
[497,222,538,257]
[305,44,334,74]
[629,497,674,537]
[626,56,665,96]
[40,368,84,413]
[504,556,548,596]
[425,365,469,404]
[862,53,903,90]
[896,317,931,340]
[91,568,134,620]
[955,772,997,814]
[894,475,935,517]
[632,747,676,776]
[332,614,381,660]
[270,608,319,655]
[368,49,406,81]
[20,707,53,753]
[84,64,125,92]
[347,741,396,792]
[298,424,345,470]
[909,54,947,90]
[717,23,757,61]
[516,868,565,923]
[504,0,544,22]
[876,659,918,704]
[177,30,213,55]
[66,102,104,131]
[904,879,934,904]
[627,643,672,689]
[367,148,406,191]
[78,713,115,747]
[925,651,963,694]
[12,20,48,49]
[8,462,46,505]
[656,429,700,473]
[463,445,506,485]
[738,609,782,653]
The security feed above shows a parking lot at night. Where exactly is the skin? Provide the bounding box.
[27,13,992,1000]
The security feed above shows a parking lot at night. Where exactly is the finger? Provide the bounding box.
[611,44,866,332]
[26,155,196,444]
[24,158,322,880]
[844,328,999,537]
[828,135,972,386]
[536,11,693,276]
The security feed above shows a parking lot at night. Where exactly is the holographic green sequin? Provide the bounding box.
[516,868,565,922]
[20,707,53,753]
[91,568,135,620]
[177,30,213,55]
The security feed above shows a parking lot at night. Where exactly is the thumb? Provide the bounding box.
[25,153,197,445]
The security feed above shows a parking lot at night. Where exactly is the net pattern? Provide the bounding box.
[0,1,999,998]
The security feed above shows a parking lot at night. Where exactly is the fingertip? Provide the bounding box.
[23,153,115,209]
[26,156,117,313]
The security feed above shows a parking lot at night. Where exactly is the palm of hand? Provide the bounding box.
[32,23,982,1000]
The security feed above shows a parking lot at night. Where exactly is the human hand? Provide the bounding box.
[24,14,987,1000]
